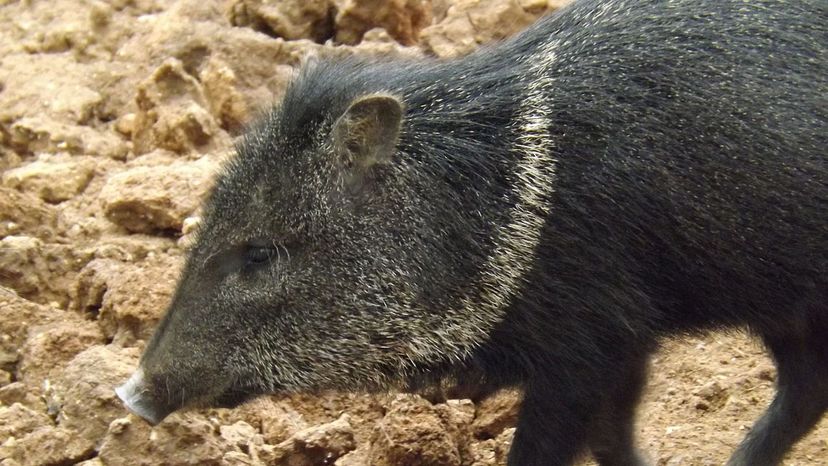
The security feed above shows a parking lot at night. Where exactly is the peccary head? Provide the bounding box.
[116,58,526,424]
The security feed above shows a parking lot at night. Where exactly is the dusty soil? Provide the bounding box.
[0,0,825,465]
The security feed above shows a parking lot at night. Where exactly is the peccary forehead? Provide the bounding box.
[195,150,334,255]
[192,59,415,251]
[191,43,532,256]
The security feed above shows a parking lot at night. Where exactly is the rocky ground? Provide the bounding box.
[0,0,825,465]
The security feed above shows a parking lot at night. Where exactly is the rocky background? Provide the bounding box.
[0,0,825,465]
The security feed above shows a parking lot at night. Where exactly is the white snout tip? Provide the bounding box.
[115,368,166,425]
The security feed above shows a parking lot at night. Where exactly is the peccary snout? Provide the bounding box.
[115,368,173,425]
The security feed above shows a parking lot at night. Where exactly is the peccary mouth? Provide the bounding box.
[115,368,175,425]
[116,369,259,424]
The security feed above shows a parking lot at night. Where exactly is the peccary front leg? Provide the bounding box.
[507,348,652,466]
[726,329,828,466]
[587,352,651,466]
[507,377,593,466]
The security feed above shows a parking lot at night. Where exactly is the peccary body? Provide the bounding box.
[117,0,828,464]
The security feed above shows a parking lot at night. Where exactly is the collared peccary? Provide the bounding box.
[116,0,827,464]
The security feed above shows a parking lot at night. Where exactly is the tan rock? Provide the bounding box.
[420,0,569,57]
[0,237,93,307]
[2,156,96,203]
[0,382,45,410]
[109,1,313,115]
[368,394,462,466]
[0,53,106,125]
[99,156,216,234]
[335,0,432,46]
[471,389,520,439]
[468,438,498,466]
[494,428,515,461]
[0,236,47,299]
[8,116,129,160]
[200,57,251,134]
[0,425,95,466]
[0,187,58,239]
[260,414,356,466]
[18,319,105,393]
[437,398,476,461]
[73,258,122,322]
[260,402,309,445]
[227,0,335,42]
[89,235,178,263]
[0,147,23,173]
[212,396,310,445]
[221,451,260,465]
[73,254,182,345]
[692,380,729,412]
[334,447,370,466]
[166,0,225,22]
[115,113,138,137]
[75,458,105,466]
[0,0,143,58]
[99,412,231,466]
[132,58,225,155]
[47,345,140,453]
[468,427,514,466]
[351,27,424,56]
[0,287,59,373]
[219,421,259,449]
[0,403,52,440]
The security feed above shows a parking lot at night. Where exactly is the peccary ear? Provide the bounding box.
[332,94,403,169]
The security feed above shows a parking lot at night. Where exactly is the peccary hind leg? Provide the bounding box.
[726,327,828,466]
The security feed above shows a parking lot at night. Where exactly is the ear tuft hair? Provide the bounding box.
[332,93,404,169]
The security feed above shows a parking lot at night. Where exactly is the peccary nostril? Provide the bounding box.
[115,368,172,425]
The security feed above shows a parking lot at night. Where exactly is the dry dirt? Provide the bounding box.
[0,0,825,465]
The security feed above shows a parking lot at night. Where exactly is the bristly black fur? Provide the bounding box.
[124,1,826,465]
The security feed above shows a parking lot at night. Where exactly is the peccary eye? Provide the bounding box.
[244,246,277,266]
